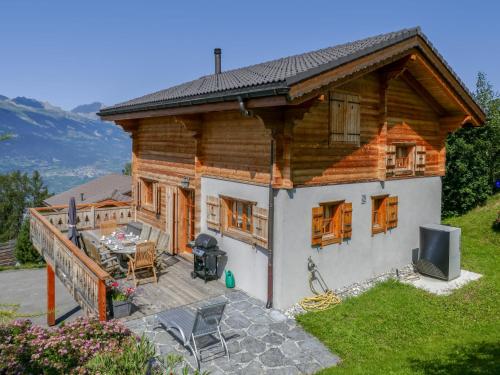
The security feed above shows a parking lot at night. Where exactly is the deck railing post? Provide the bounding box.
[47,264,56,326]
[90,206,95,229]
[97,279,107,321]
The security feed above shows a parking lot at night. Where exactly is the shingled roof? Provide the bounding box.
[99,27,477,117]
[44,174,132,206]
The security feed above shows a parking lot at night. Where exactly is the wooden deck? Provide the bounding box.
[120,255,227,321]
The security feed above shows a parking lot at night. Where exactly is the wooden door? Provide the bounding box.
[164,185,176,254]
[178,188,195,254]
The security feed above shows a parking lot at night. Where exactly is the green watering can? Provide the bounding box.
[225,270,235,288]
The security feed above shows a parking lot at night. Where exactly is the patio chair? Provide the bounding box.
[155,232,170,270]
[100,219,117,236]
[82,236,120,274]
[139,223,152,242]
[156,302,228,369]
[125,221,143,237]
[149,227,160,245]
[127,241,157,287]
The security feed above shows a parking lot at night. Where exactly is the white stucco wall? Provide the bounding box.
[273,177,442,309]
[201,176,442,309]
[200,176,269,302]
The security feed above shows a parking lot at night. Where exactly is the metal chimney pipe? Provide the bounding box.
[214,48,222,74]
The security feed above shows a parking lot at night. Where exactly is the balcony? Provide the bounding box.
[29,202,225,325]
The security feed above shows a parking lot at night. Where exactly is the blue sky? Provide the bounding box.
[1,0,499,110]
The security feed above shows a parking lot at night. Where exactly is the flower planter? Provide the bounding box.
[112,300,133,318]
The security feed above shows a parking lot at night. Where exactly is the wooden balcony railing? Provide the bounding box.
[29,201,134,322]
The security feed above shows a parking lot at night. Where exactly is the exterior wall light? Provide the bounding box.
[181,177,190,189]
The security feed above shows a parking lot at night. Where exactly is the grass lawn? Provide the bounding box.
[297,194,500,374]
[0,262,45,272]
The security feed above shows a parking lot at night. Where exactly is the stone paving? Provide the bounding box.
[125,290,340,374]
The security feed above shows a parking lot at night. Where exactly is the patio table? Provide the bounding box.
[84,229,141,268]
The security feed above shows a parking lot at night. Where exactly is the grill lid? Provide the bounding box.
[194,233,218,249]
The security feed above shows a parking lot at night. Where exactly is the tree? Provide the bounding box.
[442,72,499,217]
[14,218,42,264]
[0,171,51,242]
[122,162,132,176]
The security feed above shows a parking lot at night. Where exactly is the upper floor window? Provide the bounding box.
[386,143,426,177]
[329,92,361,146]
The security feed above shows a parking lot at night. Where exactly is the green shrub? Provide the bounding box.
[14,218,43,264]
[442,72,499,217]
[85,335,158,375]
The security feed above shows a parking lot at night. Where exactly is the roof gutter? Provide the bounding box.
[98,86,289,119]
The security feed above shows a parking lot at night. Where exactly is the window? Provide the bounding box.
[329,92,361,146]
[395,145,411,171]
[322,202,343,243]
[312,201,352,247]
[142,179,154,206]
[206,195,269,248]
[371,195,398,235]
[227,198,253,234]
[386,143,426,177]
[136,178,160,214]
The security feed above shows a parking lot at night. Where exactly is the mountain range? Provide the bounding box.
[0,96,131,194]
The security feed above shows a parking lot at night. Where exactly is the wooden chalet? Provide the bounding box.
[30,27,485,322]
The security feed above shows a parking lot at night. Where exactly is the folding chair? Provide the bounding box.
[100,219,117,236]
[127,241,157,286]
[139,223,152,242]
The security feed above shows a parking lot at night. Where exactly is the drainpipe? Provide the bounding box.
[266,137,275,309]
[238,97,274,308]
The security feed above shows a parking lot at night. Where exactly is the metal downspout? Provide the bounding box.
[238,96,274,309]
[266,138,275,309]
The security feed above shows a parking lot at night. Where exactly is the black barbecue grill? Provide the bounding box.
[189,233,226,282]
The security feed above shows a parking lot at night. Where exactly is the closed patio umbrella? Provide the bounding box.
[68,197,80,248]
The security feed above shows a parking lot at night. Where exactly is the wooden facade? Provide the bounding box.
[111,46,484,256]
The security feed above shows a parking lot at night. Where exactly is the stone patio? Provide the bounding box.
[125,290,340,374]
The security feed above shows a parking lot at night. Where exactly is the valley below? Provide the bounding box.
[0,96,131,194]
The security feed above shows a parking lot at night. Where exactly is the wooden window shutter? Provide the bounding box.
[206,196,220,231]
[152,183,158,212]
[252,207,269,248]
[346,95,360,146]
[387,196,398,229]
[341,202,353,240]
[415,145,426,175]
[136,180,141,209]
[329,94,346,143]
[311,206,324,246]
[386,145,396,176]
[330,92,360,145]
[154,184,161,217]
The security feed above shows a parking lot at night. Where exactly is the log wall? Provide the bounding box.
[291,72,445,186]
[133,112,272,232]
